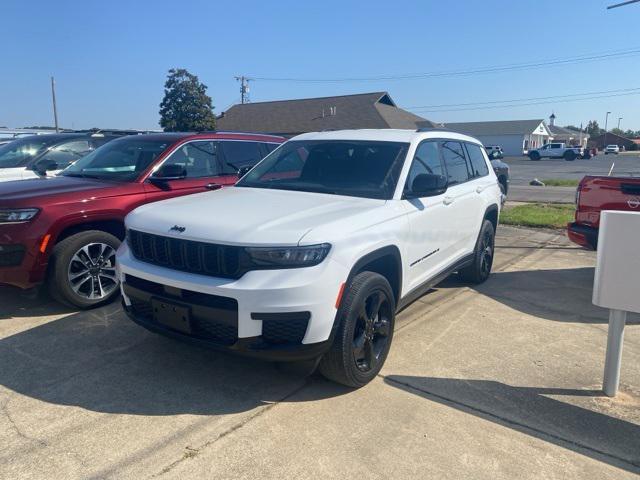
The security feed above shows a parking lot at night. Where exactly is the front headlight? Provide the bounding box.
[0,208,40,223]
[245,243,331,268]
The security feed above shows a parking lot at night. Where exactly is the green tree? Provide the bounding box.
[585,120,601,137]
[610,127,625,136]
[159,68,216,132]
[564,125,584,132]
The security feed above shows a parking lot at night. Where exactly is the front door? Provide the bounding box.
[401,140,454,292]
[144,140,226,201]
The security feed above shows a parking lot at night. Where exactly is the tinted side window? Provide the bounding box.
[264,143,280,154]
[220,141,264,174]
[466,143,490,178]
[163,141,220,178]
[441,141,470,186]
[405,141,443,191]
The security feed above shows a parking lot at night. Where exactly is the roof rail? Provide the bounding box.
[415,126,455,133]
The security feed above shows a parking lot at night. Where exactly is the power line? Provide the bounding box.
[407,87,640,110]
[407,90,640,113]
[608,0,640,9]
[250,47,640,82]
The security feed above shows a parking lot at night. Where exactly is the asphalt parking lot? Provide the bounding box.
[1,226,639,479]
[504,152,640,203]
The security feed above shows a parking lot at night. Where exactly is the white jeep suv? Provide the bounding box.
[116,129,502,387]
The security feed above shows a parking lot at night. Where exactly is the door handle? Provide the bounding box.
[443,196,455,205]
[205,183,222,190]
[476,185,485,194]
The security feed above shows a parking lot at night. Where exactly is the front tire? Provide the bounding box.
[319,272,395,388]
[529,152,541,161]
[459,219,495,284]
[48,230,121,309]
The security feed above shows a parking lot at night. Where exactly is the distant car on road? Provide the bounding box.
[605,145,620,155]
[0,133,122,182]
[528,142,581,161]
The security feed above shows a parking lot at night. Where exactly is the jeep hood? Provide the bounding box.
[126,186,387,246]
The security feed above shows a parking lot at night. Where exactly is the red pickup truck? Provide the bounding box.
[568,175,640,249]
[0,132,284,308]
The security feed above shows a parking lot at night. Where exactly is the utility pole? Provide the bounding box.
[234,76,253,104]
[604,111,611,149]
[51,76,59,132]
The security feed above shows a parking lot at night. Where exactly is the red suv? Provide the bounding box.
[0,132,284,308]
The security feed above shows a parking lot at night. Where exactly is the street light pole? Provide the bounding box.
[618,117,623,130]
[604,111,611,149]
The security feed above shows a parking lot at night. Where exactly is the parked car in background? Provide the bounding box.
[117,128,502,387]
[605,145,620,155]
[568,175,640,250]
[528,142,581,161]
[490,157,509,197]
[0,133,123,182]
[0,132,284,308]
[484,145,504,159]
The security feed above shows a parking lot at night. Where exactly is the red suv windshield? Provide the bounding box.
[62,137,171,181]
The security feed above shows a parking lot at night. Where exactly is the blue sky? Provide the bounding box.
[2,0,639,131]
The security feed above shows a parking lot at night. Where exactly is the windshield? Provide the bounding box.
[0,136,62,168]
[236,140,409,199]
[62,137,171,181]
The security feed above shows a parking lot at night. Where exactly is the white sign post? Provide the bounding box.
[593,210,640,397]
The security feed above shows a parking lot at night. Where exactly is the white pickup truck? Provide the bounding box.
[528,142,582,161]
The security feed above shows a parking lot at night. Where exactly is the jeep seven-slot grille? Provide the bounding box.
[128,230,243,279]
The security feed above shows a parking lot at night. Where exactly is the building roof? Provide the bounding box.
[548,125,589,138]
[216,92,437,136]
[444,119,550,136]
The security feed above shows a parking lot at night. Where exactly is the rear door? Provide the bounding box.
[144,140,226,202]
[440,140,482,258]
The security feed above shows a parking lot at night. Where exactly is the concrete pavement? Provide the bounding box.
[1,226,639,479]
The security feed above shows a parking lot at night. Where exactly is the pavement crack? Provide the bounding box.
[0,397,47,447]
[152,378,312,477]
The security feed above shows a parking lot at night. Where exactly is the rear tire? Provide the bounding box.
[459,220,495,284]
[319,272,395,388]
[48,230,121,309]
[564,151,577,161]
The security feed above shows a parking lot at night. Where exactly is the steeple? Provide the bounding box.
[549,112,556,126]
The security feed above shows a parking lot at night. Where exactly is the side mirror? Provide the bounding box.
[151,163,187,181]
[406,174,448,199]
[489,151,500,160]
[237,165,252,179]
[34,159,58,175]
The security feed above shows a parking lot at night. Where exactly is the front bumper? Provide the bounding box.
[567,222,598,250]
[116,243,348,360]
[0,222,46,289]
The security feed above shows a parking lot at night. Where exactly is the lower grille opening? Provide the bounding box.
[125,274,238,346]
[0,245,26,267]
[252,312,311,346]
